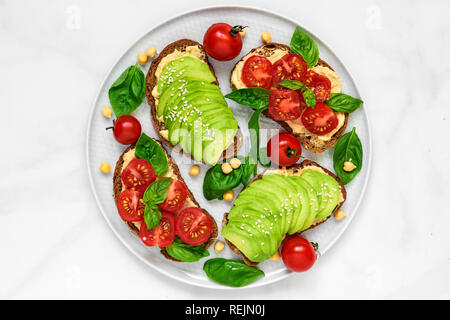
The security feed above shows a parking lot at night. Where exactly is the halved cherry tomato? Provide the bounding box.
[158,179,188,213]
[241,55,273,89]
[140,211,175,247]
[303,70,331,103]
[117,189,145,222]
[301,103,338,135]
[267,132,302,167]
[268,89,302,121]
[121,159,156,194]
[175,207,213,245]
[272,53,308,87]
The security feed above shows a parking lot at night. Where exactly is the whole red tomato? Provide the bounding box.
[203,23,245,61]
[281,236,317,272]
[111,115,141,145]
[267,132,302,167]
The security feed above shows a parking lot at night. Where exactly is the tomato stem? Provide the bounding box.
[105,119,116,131]
[229,25,247,38]
[285,146,301,158]
[311,242,319,252]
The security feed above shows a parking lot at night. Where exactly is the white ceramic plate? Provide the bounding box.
[86,5,372,289]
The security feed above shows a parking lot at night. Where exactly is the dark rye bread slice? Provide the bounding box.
[222,160,347,266]
[113,141,218,262]
[145,39,242,164]
[230,42,349,154]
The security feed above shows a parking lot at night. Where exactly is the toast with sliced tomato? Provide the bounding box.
[145,39,242,165]
[221,160,346,266]
[113,140,218,262]
[229,43,349,154]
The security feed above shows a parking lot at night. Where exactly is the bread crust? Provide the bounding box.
[113,141,218,262]
[229,42,349,153]
[222,160,347,266]
[145,39,242,164]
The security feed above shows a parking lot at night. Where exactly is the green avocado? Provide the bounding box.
[285,176,311,234]
[157,56,216,97]
[221,223,266,263]
[299,179,320,231]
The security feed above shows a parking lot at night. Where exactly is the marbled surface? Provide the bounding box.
[1,0,449,299]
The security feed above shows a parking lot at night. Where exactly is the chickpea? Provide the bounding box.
[146,46,157,58]
[99,162,111,173]
[138,52,148,65]
[270,251,281,261]
[261,31,271,43]
[223,190,234,202]
[239,29,246,37]
[101,106,112,118]
[189,165,200,177]
[229,158,241,169]
[343,161,357,172]
[221,162,233,174]
[214,241,225,253]
[334,209,347,221]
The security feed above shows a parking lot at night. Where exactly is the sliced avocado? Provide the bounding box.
[189,118,204,162]
[299,178,320,231]
[157,56,216,96]
[202,123,237,165]
[285,176,311,234]
[221,223,266,263]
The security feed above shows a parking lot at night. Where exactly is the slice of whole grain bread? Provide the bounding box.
[230,42,349,154]
[222,159,347,266]
[113,140,218,262]
[145,39,242,164]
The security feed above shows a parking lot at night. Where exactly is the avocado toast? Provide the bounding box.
[230,43,349,153]
[221,160,346,266]
[113,140,218,262]
[145,39,242,165]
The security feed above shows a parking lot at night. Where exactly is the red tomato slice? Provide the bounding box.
[117,189,145,222]
[140,212,175,247]
[268,89,302,121]
[241,55,273,89]
[175,207,213,245]
[272,53,308,87]
[301,103,338,135]
[121,159,156,194]
[158,179,188,213]
[303,70,331,103]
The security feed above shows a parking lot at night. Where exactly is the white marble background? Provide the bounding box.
[1,0,449,299]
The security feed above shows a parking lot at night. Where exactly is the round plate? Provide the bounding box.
[86,5,372,289]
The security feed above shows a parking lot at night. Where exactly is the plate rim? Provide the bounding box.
[86,4,373,290]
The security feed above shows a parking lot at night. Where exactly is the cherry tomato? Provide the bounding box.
[121,159,156,194]
[117,189,145,222]
[158,179,188,213]
[267,132,302,167]
[303,70,331,103]
[281,236,317,272]
[175,207,213,245]
[203,23,245,61]
[112,115,142,145]
[268,89,302,121]
[301,102,338,136]
[241,56,273,89]
[272,53,308,87]
[140,211,175,247]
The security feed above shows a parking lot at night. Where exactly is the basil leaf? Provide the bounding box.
[278,80,305,91]
[143,177,172,204]
[325,93,363,113]
[302,88,316,108]
[166,236,210,262]
[108,64,145,117]
[225,88,270,110]
[258,147,271,167]
[203,258,265,287]
[290,26,319,68]
[135,133,168,176]
[248,107,269,167]
[239,156,257,186]
[144,203,161,229]
[203,164,243,200]
[333,127,363,184]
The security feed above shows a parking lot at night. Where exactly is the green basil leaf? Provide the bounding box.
[258,147,271,167]
[278,80,305,91]
[225,88,270,110]
[239,156,257,186]
[135,133,169,176]
[248,107,269,167]
[302,88,316,108]
[165,236,210,262]
[325,93,363,113]
[333,127,363,184]
[144,203,161,229]
[290,26,319,68]
[143,177,172,204]
[108,64,145,117]
[203,163,243,200]
[203,258,265,287]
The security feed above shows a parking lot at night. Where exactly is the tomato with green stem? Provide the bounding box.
[267,132,302,167]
